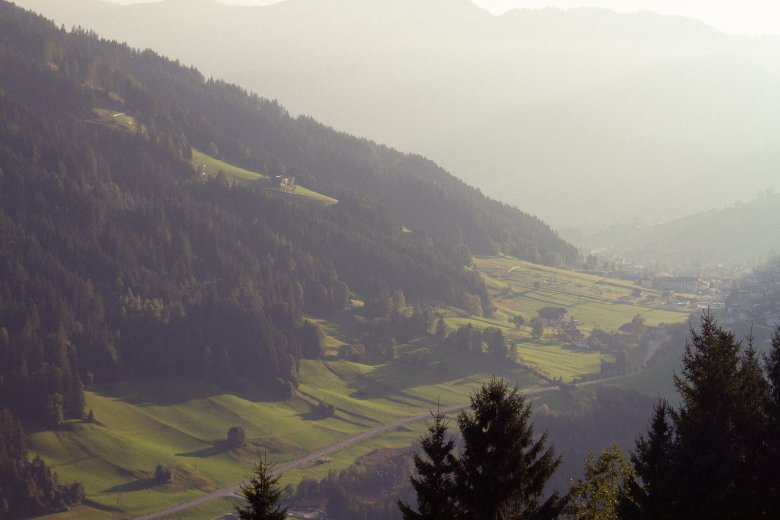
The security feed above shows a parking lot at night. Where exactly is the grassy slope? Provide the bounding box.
[32,255,694,519]
[475,256,689,331]
[92,108,140,132]
[31,352,538,519]
[190,148,337,205]
[92,109,336,205]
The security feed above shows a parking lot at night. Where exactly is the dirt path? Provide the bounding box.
[132,367,647,520]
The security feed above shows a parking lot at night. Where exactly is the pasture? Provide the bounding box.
[475,256,692,332]
[30,353,537,519]
[30,256,695,518]
[191,149,337,205]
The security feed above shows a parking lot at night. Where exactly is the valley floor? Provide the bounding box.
[32,256,695,519]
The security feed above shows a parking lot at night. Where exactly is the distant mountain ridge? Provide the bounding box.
[571,193,780,270]
[14,0,780,231]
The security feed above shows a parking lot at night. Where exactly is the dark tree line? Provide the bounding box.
[0,408,84,518]
[440,323,511,359]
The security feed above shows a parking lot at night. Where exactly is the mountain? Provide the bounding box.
[13,0,780,231]
[0,2,580,514]
[571,192,780,271]
[0,0,574,421]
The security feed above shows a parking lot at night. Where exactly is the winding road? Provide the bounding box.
[134,360,656,519]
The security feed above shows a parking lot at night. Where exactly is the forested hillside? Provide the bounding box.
[17,0,780,232]
[0,3,577,514]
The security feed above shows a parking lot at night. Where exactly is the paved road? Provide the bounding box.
[133,365,649,520]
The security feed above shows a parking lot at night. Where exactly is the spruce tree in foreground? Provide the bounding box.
[671,314,770,518]
[765,327,780,515]
[235,460,288,520]
[457,377,565,520]
[400,378,565,519]
[625,314,778,519]
[398,409,458,519]
[619,400,675,520]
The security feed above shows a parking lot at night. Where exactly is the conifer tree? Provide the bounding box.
[732,340,771,515]
[626,314,775,519]
[672,314,769,518]
[620,400,676,520]
[765,326,780,515]
[235,459,287,520]
[456,377,565,520]
[398,408,458,519]
[434,317,449,345]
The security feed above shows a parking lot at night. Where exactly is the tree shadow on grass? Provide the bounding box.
[82,498,124,513]
[94,377,224,406]
[368,348,540,395]
[344,374,437,408]
[104,478,156,494]
[176,440,231,458]
[299,410,330,422]
[298,408,374,428]
[93,377,289,407]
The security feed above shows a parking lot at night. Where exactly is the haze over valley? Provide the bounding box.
[3,1,780,519]
[16,0,780,233]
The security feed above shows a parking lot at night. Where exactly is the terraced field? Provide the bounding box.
[30,353,538,519]
[475,256,691,332]
[442,257,694,382]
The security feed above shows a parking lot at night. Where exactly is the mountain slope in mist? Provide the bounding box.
[573,192,780,270]
[17,0,780,231]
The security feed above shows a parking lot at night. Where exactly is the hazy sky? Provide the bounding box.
[472,0,780,36]
[109,0,780,36]
[106,0,780,35]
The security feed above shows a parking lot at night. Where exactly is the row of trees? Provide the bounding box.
[439,322,512,359]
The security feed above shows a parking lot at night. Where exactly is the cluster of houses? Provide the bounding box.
[653,276,710,293]
[723,265,780,327]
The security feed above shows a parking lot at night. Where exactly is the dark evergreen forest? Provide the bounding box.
[0,2,576,515]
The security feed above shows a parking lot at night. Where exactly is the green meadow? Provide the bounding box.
[474,256,692,332]
[191,148,337,205]
[442,257,693,383]
[31,255,695,519]
[92,108,140,133]
[191,148,267,182]
[31,351,537,519]
[89,110,337,206]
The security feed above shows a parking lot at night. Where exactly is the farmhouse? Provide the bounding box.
[537,306,568,326]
